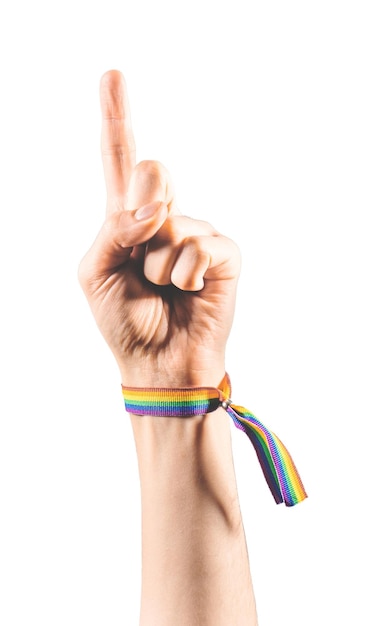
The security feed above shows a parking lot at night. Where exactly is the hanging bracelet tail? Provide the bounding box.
[122,374,307,507]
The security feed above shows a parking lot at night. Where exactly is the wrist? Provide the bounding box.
[119,361,226,388]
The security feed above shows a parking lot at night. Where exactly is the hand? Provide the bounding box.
[78,70,241,388]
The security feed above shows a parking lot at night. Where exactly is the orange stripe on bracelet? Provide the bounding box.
[122,374,307,507]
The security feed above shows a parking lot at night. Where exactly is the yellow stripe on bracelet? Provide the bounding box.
[122,374,307,507]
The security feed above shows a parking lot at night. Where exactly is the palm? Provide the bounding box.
[88,235,237,381]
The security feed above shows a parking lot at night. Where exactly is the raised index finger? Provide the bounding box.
[100,70,136,213]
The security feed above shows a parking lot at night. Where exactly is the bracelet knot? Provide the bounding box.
[122,373,307,508]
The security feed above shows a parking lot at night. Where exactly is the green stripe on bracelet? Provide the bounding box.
[122,374,307,507]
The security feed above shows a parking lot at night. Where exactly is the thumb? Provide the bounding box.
[78,201,168,283]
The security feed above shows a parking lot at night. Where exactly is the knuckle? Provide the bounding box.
[183,236,208,259]
[134,159,166,180]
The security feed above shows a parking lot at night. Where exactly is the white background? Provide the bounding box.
[0,1,385,625]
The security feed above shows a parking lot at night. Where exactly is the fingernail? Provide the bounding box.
[135,201,164,221]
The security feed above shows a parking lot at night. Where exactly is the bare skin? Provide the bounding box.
[79,70,258,626]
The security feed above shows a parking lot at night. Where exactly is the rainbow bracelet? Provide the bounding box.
[122,373,307,507]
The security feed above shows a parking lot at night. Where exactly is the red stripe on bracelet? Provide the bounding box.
[122,374,307,507]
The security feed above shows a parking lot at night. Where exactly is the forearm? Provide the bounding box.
[130,408,258,626]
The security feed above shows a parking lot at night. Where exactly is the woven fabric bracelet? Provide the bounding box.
[122,373,307,507]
